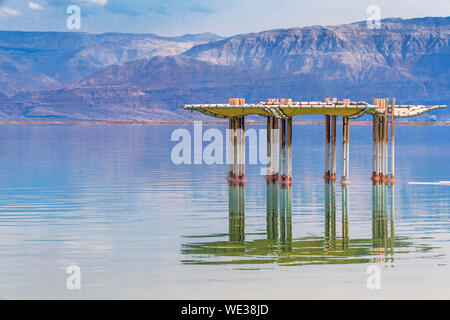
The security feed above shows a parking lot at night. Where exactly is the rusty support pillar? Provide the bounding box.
[227,118,234,181]
[286,117,293,184]
[278,117,292,186]
[324,115,331,181]
[278,118,287,185]
[233,117,239,183]
[265,117,279,183]
[241,116,246,182]
[236,116,245,184]
[273,118,279,181]
[228,116,245,185]
[379,100,385,181]
[331,116,337,181]
[266,117,272,178]
[371,114,378,182]
[383,99,389,183]
[340,117,350,186]
[390,98,395,184]
[376,99,383,182]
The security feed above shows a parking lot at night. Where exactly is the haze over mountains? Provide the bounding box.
[0,17,448,121]
[0,31,223,95]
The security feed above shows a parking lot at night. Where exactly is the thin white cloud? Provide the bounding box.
[0,7,21,17]
[28,2,44,10]
[82,0,108,5]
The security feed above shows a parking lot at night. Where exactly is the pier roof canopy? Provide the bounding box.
[182,100,446,119]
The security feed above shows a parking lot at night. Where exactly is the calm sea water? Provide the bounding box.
[0,123,448,299]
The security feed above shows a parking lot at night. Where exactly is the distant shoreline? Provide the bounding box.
[0,120,448,126]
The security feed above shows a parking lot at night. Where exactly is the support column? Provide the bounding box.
[382,99,389,183]
[265,117,279,183]
[266,116,272,178]
[228,116,245,185]
[287,117,293,184]
[235,116,246,184]
[227,118,234,181]
[281,118,285,182]
[331,116,337,181]
[273,118,279,180]
[279,118,286,182]
[324,115,331,181]
[241,116,246,182]
[233,117,238,182]
[371,114,378,182]
[340,117,350,186]
[377,100,383,182]
[390,98,395,184]
[278,117,292,186]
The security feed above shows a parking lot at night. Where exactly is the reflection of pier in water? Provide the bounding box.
[182,182,416,266]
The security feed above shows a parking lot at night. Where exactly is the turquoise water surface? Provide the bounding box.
[0,124,448,299]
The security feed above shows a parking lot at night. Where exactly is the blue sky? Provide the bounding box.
[0,0,449,36]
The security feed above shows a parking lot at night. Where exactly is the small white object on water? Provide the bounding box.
[408,181,450,185]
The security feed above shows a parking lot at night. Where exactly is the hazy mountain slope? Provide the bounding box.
[0,60,59,95]
[184,17,449,82]
[1,17,448,121]
[6,56,258,120]
[77,55,258,90]
[0,31,222,95]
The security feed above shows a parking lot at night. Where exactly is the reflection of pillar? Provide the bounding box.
[279,185,292,251]
[390,185,395,258]
[341,185,349,250]
[331,116,337,181]
[266,181,278,241]
[229,184,245,242]
[325,182,330,250]
[372,183,389,262]
[340,117,350,186]
[325,182,338,251]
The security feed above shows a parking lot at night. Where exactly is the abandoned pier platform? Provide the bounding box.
[182,98,446,186]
